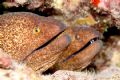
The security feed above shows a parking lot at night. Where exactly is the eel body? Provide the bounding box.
[0,12,102,72]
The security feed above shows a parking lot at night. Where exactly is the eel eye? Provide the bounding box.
[75,34,83,42]
[33,27,41,35]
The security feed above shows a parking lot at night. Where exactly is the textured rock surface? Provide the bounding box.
[0,48,40,80]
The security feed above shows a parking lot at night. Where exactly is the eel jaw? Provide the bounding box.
[63,37,101,62]
[62,39,102,70]
[23,34,71,73]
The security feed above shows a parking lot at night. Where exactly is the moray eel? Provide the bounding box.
[0,12,102,73]
[51,26,102,71]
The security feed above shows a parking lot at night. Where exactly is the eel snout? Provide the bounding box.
[52,26,102,70]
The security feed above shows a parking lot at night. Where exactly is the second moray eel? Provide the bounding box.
[0,12,102,73]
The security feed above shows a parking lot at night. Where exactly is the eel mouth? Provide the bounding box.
[22,31,71,72]
[23,30,65,61]
[62,37,101,62]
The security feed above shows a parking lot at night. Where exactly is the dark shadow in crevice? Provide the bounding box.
[42,68,56,75]
[0,3,59,17]
[103,26,120,42]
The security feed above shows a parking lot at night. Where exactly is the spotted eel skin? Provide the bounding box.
[0,12,102,73]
